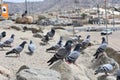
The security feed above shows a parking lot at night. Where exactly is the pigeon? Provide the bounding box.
[47,40,72,66]
[93,37,108,59]
[22,10,27,17]
[23,26,27,32]
[3,34,15,47]
[28,40,36,54]
[82,35,90,49]
[0,31,6,41]
[116,69,120,80]
[46,36,63,52]
[94,63,115,75]
[0,42,4,49]
[41,35,49,44]
[6,41,27,57]
[71,35,81,44]
[46,29,55,39]
[65,44,82,64]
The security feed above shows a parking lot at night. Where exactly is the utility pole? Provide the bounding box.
[112,1,115,31]
[97,4,100,25]
[105,0,108,43]
[73,0,79,36]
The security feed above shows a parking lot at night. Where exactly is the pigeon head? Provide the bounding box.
[1,31,6,37]
[102,37,106,43]
[64,40,73,47]
[30,40,32,44]
[19,41,27,48]
[78,35,81,38]
[23,26,27,31]
[110,62,115,67]
[74,44,82,51]
[11,34,15,38]
[65,42,72,51]
[23,41,27,44]
[51,29,55,34]
[60,36,63,41]
[87,35,90,39]
[57,40,62,46]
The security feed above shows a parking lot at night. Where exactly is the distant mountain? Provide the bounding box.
[4,0,120,14]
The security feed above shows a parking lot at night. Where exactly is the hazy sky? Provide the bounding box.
[3,0,44,3]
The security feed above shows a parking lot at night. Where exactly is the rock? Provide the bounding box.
[16,68,61,80]
[0,20,14,29]
[16,17,22,23]
[9,16,17,21]
[33,33,44,38]
[23,16,33,24]
[28,27,43,33]
[52,26,66,30]
[0,74,8,80]
[16,65,30,74]
[16,16,33,24]
[105,47,120,65]
[0,66,11,78]
[91,52,119,73]
[98,75,116,80]
[22,25,43,33]
[11,25,22,31]
[0,16,5,21]
[50,60,96,80]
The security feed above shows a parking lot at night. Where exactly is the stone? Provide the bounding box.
[16,68,61,80]
[50,60,96,80]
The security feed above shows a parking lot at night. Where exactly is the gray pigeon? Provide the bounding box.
[66,44,82,64]
[6,41,27,57]
[81,35,90,47]
[28,40,36,54]
[47,29,55,39]
[93,37,108,59]
[47,40,72,66]
[0,31,6,41]
[116,69,120,80]
[46,36,63,52]
[95,63,115,75]
[3,34,15,47]
[41,35,49,44]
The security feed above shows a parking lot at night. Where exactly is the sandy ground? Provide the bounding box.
[0,26,120,80]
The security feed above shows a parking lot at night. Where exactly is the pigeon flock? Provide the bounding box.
[0,28,119,79]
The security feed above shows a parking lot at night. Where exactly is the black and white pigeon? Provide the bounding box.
[46,36,63,52]
[81,35,90,47]
[0,31,6,41]
[3,34,15,47]
[93,37,108,59]
[6,41,27,57]
[65,44,82,64]
[41,35,49,44]
[94,63,115,75]
[46,29,55,39]
[47,40,72,66]
[28,40,36,54]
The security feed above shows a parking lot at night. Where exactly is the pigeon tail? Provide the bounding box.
[47,56,58,66]
[6,49,16,55]
[46,47,56,52]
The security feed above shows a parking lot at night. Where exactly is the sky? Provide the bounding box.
[3,0,44,3]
